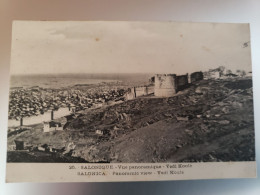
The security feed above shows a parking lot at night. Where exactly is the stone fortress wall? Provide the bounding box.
[154,74,177,97]
[125,72,204,99]
[125,86,154,100]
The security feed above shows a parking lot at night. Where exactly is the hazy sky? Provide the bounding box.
[10,21,252,75]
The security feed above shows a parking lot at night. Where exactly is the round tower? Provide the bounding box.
[154,74,176,97]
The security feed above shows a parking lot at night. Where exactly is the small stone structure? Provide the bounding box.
[14,140,24,150]
[43,121,63,133]
[95,129,110,135]
[190,71,204,83]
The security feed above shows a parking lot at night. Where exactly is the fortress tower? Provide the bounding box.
[154,74,177,97]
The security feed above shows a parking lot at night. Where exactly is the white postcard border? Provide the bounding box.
[6,161,257,183]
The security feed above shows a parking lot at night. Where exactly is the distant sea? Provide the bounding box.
[8,73,153,127]
[10,73,153,89]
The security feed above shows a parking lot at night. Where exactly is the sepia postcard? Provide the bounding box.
[6,21,256,182]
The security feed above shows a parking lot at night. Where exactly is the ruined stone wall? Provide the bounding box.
[147,86,154,94]
[154,74,176,97]
[125,86,154,100]
[135,86,153,97]
[135,87,146,97]
[176,74,189,91]
[125,88,135,100]
[190,71,204,83]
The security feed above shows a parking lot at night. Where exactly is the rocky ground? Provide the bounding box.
[7,77,255,163]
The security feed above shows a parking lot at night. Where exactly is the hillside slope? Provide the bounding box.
[69,78,255,162]
[7,78,255,163]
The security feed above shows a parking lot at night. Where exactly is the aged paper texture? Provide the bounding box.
[6,21,256,182]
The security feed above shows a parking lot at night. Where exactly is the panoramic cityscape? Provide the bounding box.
[6,21,255,163]
[7,66,255,163]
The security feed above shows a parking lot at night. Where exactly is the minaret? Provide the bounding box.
[51,110,54,120]
[20,117,23,126]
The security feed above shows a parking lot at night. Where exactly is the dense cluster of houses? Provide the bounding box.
[8,86,126,121]
[8,88,68,120]
[73,88,126,110]
[9,67,251,136]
